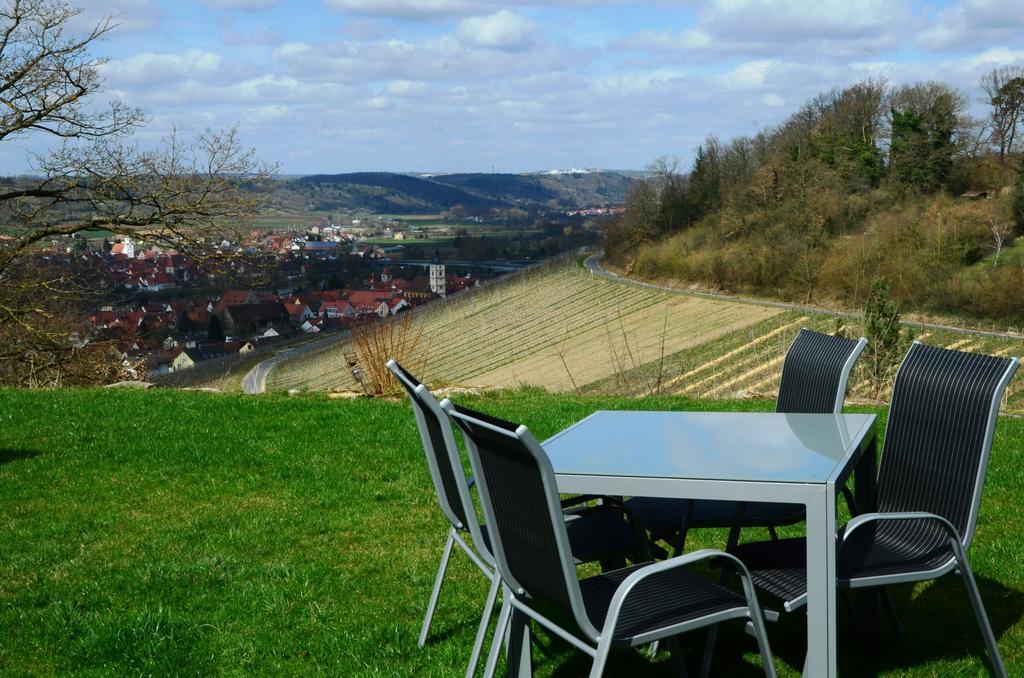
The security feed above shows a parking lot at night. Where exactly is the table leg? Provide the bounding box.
[804,483,838,677]
[506,604,532,678]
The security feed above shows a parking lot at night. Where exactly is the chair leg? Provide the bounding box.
[671,524,691,558]
[879,587,903,641]
[466,574,501,678]
[664,636,690,678]
[749,610,777,678]
[483,590,512,678]
[671,499,696,557]
[699,625,719,678]
[767,526,779,541]
[956,555,1008,677]
[506,604,532,678]
[420,527,456,647]
[839,590,859,627]
[725,501,748,553]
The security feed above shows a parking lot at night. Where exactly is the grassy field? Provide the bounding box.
[269,260,782,394]
[2,388,1023,676]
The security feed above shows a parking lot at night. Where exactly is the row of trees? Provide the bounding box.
[606,71,1024,322]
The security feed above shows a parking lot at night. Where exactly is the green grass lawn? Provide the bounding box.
[1,388,1023,676]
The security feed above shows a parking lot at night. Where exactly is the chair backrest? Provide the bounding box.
[876,343,1018,547]
[447,403,597,637]
[776,328,867,414]
[386,360,482,544]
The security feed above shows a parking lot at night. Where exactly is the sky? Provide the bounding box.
[4,0,1024,175]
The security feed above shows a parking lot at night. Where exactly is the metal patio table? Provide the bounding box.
[538,410,878,678]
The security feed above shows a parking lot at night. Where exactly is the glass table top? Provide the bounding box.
[542,411,876,484]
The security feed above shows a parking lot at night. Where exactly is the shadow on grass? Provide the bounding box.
[527,620,774,677]
[722,573,1024,677]
[516,573,1024,676]
[840,574,1024,676]
[0,449,41,465]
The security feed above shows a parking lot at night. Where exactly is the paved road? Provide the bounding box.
[242,351,289,394]
[584,253,1024,341]
[242,335,349,394]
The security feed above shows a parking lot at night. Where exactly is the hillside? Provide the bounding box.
[604,77,1024,324]
[267,258,782,394]
[268,257,1024,411]
[253,171,630,216]
[3,388,1024,675]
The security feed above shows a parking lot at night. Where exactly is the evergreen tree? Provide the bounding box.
[864,278,909,396]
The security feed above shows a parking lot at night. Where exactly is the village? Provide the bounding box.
[41,220,491,376]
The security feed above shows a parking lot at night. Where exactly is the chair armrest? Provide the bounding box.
[598,549,766,639]
[841,511,963,547]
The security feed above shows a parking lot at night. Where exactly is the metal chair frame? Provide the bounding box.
[387,360,499,677]
[388,360,651,676]
[448,404,777,678]
[734,342,1018,676]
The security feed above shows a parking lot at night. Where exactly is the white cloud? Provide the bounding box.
[385,79,429,96]
[456,10,537,50]
[917,0,1024,51]
[702,0,911,42]
[221,27,284,46]
[721,60,776,90]
[72,0,163,33]
[244,104,290,124]
[762,92,785,107]
[270,32,574,86]
[615,29,712,51]
[616,0,914,59]
[98,50,254,89]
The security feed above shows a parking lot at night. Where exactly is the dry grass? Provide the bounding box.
[352,313,426,394]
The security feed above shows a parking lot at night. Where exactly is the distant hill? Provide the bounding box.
[270,171,630,215]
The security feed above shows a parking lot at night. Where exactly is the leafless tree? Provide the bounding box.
[0,0,273,385]
[989,218,1014,267]
[980,66,1024,160]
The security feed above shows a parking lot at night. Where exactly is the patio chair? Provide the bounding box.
[447,401,777,678]
[729,342,1018,676]
[386,360,651,677]
[625,328,868,554]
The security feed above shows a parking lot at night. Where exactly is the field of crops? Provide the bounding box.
[268,259,781,393]
[268,258,1024,411]
[583,308,1024,411]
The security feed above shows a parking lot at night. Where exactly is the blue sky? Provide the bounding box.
[5,0,1024,174]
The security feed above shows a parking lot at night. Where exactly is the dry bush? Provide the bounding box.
[352,313,426,395]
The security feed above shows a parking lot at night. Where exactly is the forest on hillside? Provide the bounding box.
[604,69,1024,324]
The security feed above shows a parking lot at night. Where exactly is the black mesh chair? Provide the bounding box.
[386,360,650,677]
[447,402,777,678]
[625,328,868,554]
[730,343,1018,676]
